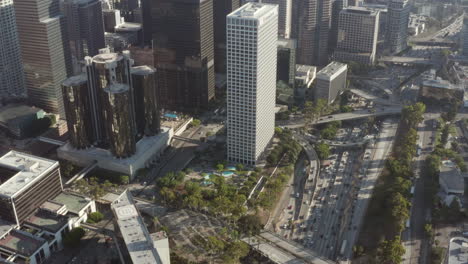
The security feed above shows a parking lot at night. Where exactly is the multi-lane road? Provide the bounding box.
[402,114,438,264]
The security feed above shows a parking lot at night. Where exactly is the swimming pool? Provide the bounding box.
[222,171,234,177]
[226,166,236,171]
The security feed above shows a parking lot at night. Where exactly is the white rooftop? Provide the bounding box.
[317,61,348,80]
[92,52,123,64]
[0,151,59,198]
[228,2,277,19]
[111,191,166,264]
[449,237,468,264]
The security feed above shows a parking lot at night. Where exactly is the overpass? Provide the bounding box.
[171,135,201,144]
[243,231,336,264]
[277,107,402,128]
[348,89,400,106]
[379,56,436,66]
[38,136,65,146]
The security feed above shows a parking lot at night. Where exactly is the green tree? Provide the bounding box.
[424,223,433,239]
[274,127,283,135]
[222,241,250,264]
[191,119,201,127]
[216,163,224,172]
[315,142,330,160]
[63,227,86,248]
[377,236,406,264]
[119,175,129,185]
[238,215,263,236]
[236,163,244,171]
[87,212,104,223]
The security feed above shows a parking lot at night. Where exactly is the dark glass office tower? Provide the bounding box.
[213,0,240,74]
[61,74,94,149]
[296,0,331,66]
[131,66,160,137]
[62,0,106,74]
[151,0,215,111]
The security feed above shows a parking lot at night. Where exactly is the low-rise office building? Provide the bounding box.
[314,62,348,104]
[0,151,95,264]
[111,191,170,264]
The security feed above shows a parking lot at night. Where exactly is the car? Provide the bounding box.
[287,205,293,210]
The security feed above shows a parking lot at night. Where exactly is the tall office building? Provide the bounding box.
[329,0,347,51]
[131,66,160,137]
[296,0,332,66]
[0,0,26,100]
[214,0,240,74]
[62,50,161,159]
[151,0,215,112]
[62,0,106,74]
[227,3,278,165]
[334,7,379,65]
[262,0,292,38]
[14,0,72,116]
[462,15,468,56]
[277,38,296,88]
[386,0,410,54]
[315,61,347,104]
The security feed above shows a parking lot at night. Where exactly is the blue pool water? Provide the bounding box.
[222,171,234,177]
[164,113,178,119]
[226,166,236,171]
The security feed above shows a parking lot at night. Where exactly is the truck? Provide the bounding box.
[406,220,410,229]
[410,186,415,195]
[340,240,347,256]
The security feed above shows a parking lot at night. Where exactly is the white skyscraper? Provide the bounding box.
[227,3,278,165]
[0,0,26,99]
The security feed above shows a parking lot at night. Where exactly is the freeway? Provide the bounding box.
[243,232,335,264]
[343,119,398,260]
[277,107,402,128]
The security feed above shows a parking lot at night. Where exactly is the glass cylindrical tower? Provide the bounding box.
[61,74,94,149]
[131,66,160,137]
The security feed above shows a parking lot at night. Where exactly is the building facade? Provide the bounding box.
[277,38,296,88]
[0,151,62,226]
[227,3,278,165]
[0,0,26,100]
[462,14,468,56]
[13,0,72,116]
[386,0,410,54]
[296,0,332,66]
[62,0,106,74]
[261,0,292,38]
[213,0,240,74]
[329,0,347,52]
[151,0,215,112]
[61,75,94,149]
[315,61,347,104]
[131,66,160,137]
[334,7,379,65]
[62,50,161,160]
